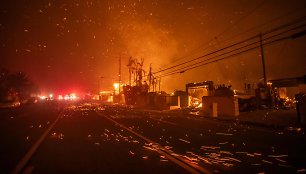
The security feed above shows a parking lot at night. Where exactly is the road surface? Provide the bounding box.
[0,101,305,173]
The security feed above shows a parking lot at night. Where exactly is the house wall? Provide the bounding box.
[202,96,239,116]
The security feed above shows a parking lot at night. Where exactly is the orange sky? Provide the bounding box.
[1,0,306,94]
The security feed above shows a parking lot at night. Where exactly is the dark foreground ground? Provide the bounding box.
[0,101,305,174]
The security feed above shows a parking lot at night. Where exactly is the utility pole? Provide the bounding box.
[259,33,267,86]
[98,78,100,94]
[128,57,132,86]
[119,55,121,94]
[158,77,161,92]
[148,64,152,92]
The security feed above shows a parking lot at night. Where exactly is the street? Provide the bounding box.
[1,102,306,174]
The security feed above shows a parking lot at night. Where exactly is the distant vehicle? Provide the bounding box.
[23,97,39,104]
[0,101,21,108]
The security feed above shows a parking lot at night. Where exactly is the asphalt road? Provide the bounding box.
[1,101,306,174]
[0,101,61,173]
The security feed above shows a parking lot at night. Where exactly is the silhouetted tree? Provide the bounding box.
[0,69,39,102]
[0,68,11,102]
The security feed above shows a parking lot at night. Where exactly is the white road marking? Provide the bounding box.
[12,112,62,174]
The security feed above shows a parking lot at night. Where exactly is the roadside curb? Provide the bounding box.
[187,113,304,134]
[120,108,304,134]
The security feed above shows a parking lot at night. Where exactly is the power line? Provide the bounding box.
[154,15,306,75]
[156,36,290,78]
[263,15,306,35]
[153,17,306,76]
[157,27,306,78]
[156,27,306,78]
[153,35,259,74]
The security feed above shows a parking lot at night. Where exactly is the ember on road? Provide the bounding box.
[1,101,305,174]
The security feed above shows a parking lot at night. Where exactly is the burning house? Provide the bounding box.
[186,81,214,107]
